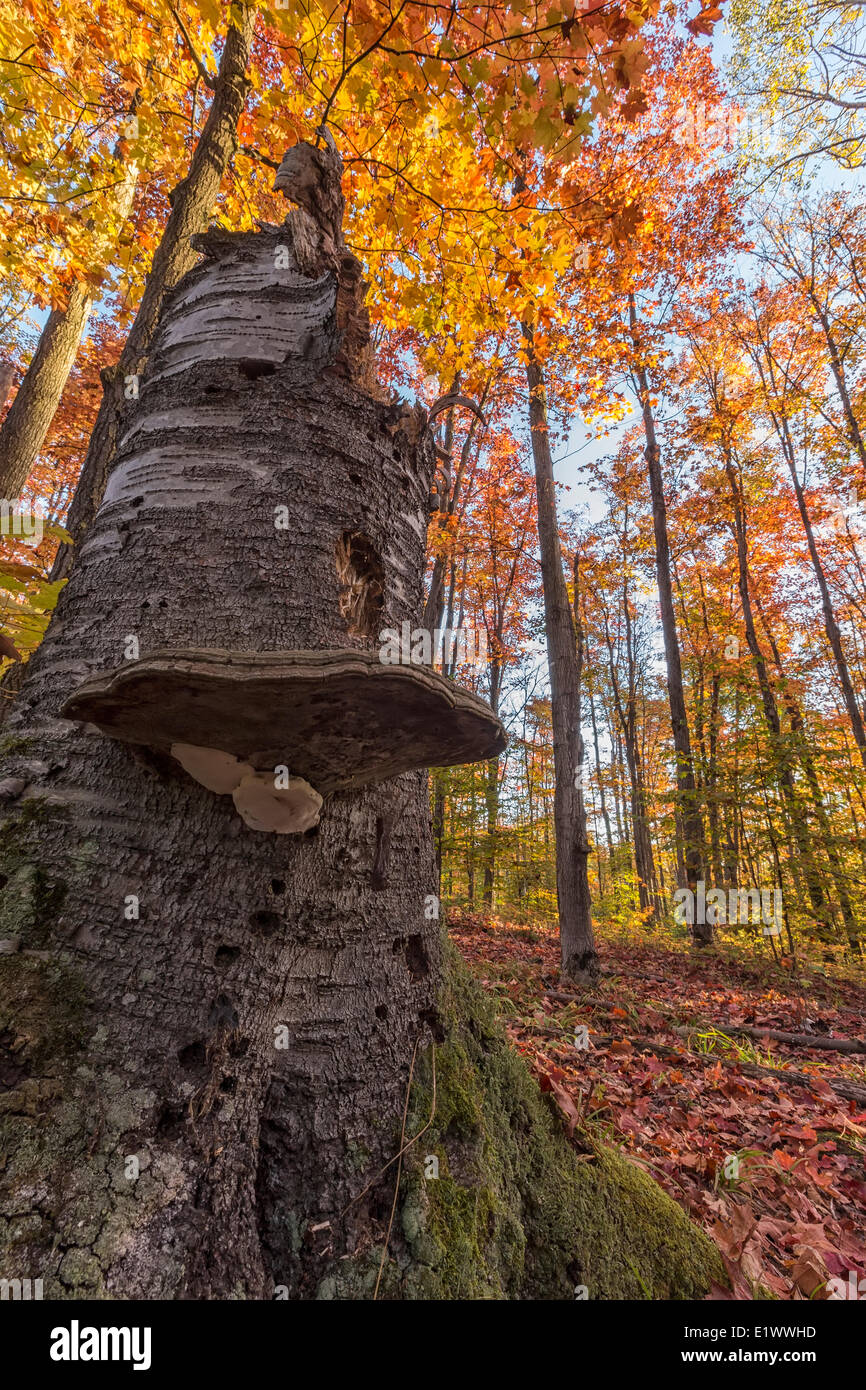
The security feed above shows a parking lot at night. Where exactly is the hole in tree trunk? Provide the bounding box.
[249,909,281,936]
[238,359,276,381]
[403,934,429,981]
[335,530,385,637]
[178,1040,206,1069]
[0,1028,29,1090]
[155,1103,187,1140]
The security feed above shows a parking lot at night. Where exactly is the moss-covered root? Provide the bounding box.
[322,940,725,1300]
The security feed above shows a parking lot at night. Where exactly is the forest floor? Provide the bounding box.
[449,908,866,1300]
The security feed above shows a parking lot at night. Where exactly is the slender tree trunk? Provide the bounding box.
[707,674,724,885]
[588,679,614,856]
[750,319,866,767]
[0,99,142,499]
[0,285,93,499]
[779,416,866,766]
[816,306,866,472]
[721,446,829,925]
[521,324,596,981]
[628,297,707,939]
[0,360,14,411]
[601,593,657,922]
[50,6,256,584]
[481,658,503,908]
[756,596,860,949]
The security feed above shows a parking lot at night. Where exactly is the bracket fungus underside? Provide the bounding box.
[61,648,506,831]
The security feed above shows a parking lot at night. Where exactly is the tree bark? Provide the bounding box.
[628,297,707,940]
[0,98,141,500]
[50,5,256,584]
[521,324,596,981]
[721,445,830,926]
[0,204,449,1295]
[0,149,725,1309]
[0,285,92,499]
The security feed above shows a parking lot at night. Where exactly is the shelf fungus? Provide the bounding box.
[61,647,506,832]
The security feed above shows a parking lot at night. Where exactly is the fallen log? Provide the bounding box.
[674,1023,866,1056]
[591,1034,866,1108]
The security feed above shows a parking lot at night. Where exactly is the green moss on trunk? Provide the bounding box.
[324,939,724,1300]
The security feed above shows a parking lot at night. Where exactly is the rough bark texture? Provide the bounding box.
[50,6,256,584]
[325,940,724,1300]
[522,326,597,983]
[0,208,448,1297]
[0,102,140,503]
[0,175,720,1303]
[0,285,92,500]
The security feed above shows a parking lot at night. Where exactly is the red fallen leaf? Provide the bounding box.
[617,1112,644,1134]
[716,1201,759,1254]
[785,1221,836,1253]
[717,1250,754,1300]
[611,1006,629,1019]
[680,1152,708,1171]
[610,1039,632,1054]
[810,1078,836,1099]
[791,1247,830,1299]
[547,1076,581,1137]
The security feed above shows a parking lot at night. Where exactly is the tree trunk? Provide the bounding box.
[0,360,15,411]
[628,301,707,940]
[521,324,596,982]
[0,145,724,1307]
[50,6,256,584]
[0,284,92,499]
[780,412,866,767]
[587,678,614,860]
[721,446,830,925]
[756,594,860,949]
[481,657,503,909]
[816,306,866,473]
[600,590,657,922]
[0,93,142,500]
